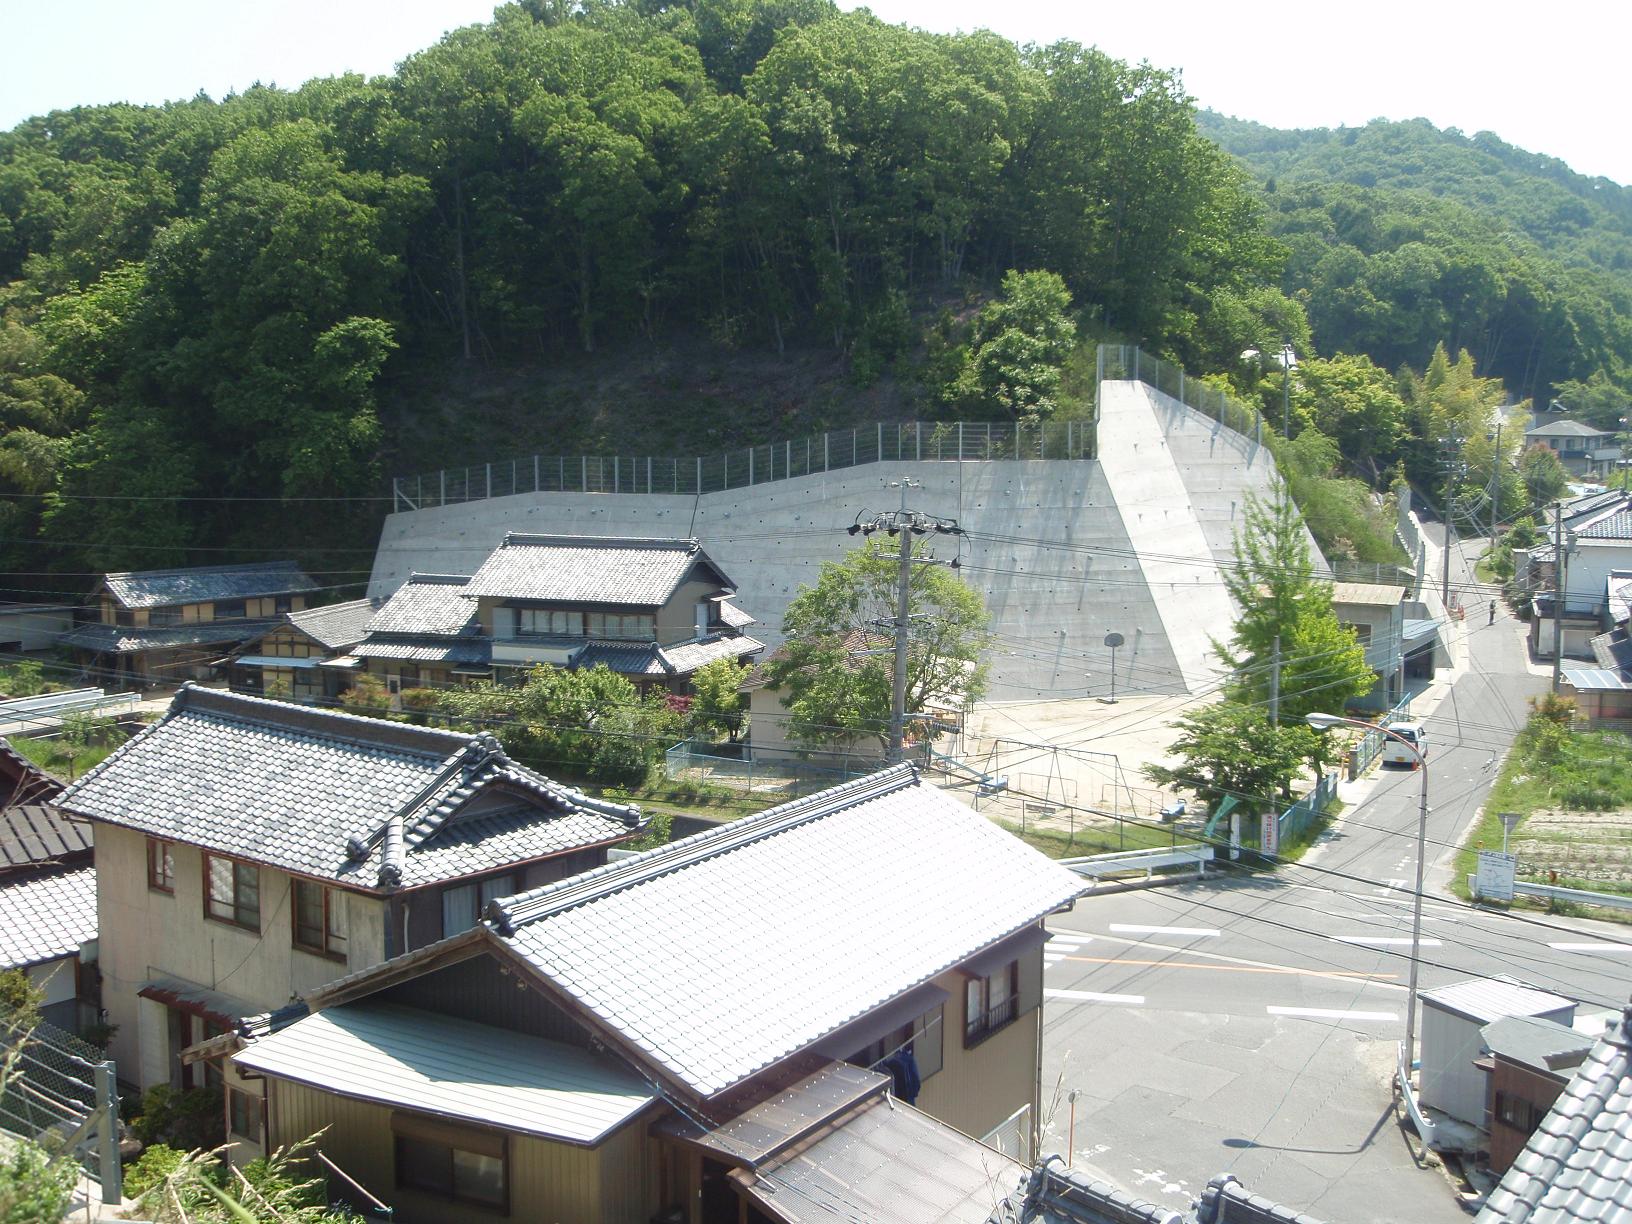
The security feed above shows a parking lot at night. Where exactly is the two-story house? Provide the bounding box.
[1523,418,1620,477]
[61,561,320,689]
[464,533,760,691]
[0,739,96,1033]
[53,686,645,1110]
[1526,492,1632,660]
[1329,582,1407,711]
[228,598,380,703]
[349,574,490,694]
[211,764,1082,1221]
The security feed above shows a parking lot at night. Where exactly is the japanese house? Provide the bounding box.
[227,597,380,703]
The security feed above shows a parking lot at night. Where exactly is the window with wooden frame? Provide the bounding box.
[291,879,347,960]
[963,960,1019,1047]
[228,1087,261,1143]
[516,608,583,638]
[392,1113,507,1211]
[146,837,175,893]
[202,854,260,931]
[440,874,517,938]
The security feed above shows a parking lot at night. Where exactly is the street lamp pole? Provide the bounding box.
[1305,713,1430,1080]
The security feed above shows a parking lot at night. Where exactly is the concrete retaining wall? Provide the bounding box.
[368,382,1304,701]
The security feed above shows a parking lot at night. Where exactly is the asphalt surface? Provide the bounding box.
[1039,534,1632,1222]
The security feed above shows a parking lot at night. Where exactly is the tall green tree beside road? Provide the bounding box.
[767,537,990,754]
[1143,701,1315,815]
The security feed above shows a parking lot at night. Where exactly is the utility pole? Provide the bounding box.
[1490,422,1502,533]
[1552,502,1567,693]
[846,483,964,764]
[1281,337,1293,440]
[1268,634,1281,724]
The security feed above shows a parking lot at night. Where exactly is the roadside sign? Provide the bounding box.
[1476,849,1518,901]
[1498,811,1523,854]
[1260,811,1280,856]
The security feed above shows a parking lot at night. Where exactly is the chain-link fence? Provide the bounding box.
[0,1020,121,1202]
[1097,344,1268,443]
[664,738,884,793]
[393,418,1097,512]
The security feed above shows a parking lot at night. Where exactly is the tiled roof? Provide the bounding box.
[0,866,96,969]
[1608,577,1632,627]
[1527,420,1614,439]
[104,561,318,610]
[1482,1015,1595,1074]
[284,598,381,651]
[365,574,477,637]
[1478,1006,1632,1223]
[1589,628,1632,672]
[464,534,728,607]
[659,634,763,675]
[717,600,755,629]
[1576,511,1632,542]
[0,737,62,805]
[489,764,1084,1099]
[59,619,280,654]
[350,638,492,666]
[1193,1173,1327,1224]
[573,640,667,676]
[0,803,91,871]
[57,687,641,890]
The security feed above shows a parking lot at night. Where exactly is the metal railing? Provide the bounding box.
[0,687,137,731]
[0,1022,121,1203]
[1467,874,1632,912]
[1276,771,1338,847]
[1098,344,1269,445]
[392,418,1097,512]
[1060,844,1213,884]
[1350,694,1415,778]
[664,738,884,792]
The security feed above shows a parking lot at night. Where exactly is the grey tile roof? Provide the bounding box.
[365,574,477,637]
[573,640,667,676]
[0,866,96,969]
[1589,628,1632,672]
[350,638,492,666]
[744,1093,1028,1224]
[104,561,318,610]
[1478,1006,1632,1224]
[1192,1173,1327,1224]
[489,764,1084,1100]
[1527,420,1615,439]
[1575,511,1632,541]
[0,803,91,871]
[659,634,763,675]
[284,598,381,651]
[56,686,641,890]
[464,533,730,607]
[59,619,280,654]
[234,1001,656,1144]
[717,600,755,629]
[1482,1015,1595,1074]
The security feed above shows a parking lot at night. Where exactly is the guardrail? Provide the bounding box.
[1060,844,1213,884]
[0,688,137,731]
[1467,875,1632,912]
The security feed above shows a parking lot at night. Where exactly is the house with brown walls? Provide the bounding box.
[213,764,1083,1223]
[227,598,380,703]
[1480,1013,1594,1176]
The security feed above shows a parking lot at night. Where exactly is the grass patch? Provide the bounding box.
[8,731,121,781]
[994,815,1201,860]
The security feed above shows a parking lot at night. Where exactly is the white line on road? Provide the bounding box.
[1267,1006,1397,1022]
[1548,942,1632,953]
[1047,989,1146,1006]
[1108,924,1220,937]
[1331,936,1443,947]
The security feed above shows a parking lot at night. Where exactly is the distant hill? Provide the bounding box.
[1198,112,1632,403]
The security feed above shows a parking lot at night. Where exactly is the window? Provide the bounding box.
[213,599,247,620]
[1495,1091,1547,1133]
[148,606,183,626]
[441,875,516,937]
[586,612,654,640]
[147,838,175,893]
[274,595,293,614]
[203,854,260,931]
[393,1114,507,1211]
[964,960,1019,1046]
[516,608,582,638]
[228,1088,261,1143]
[292,880,348,960]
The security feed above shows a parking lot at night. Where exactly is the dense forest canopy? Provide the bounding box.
[0,0,1625,591]
[1199,113,1632,406]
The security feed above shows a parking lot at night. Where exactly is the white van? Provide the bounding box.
[1381,720,1426,767]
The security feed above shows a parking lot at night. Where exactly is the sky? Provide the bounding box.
[5,0,1630,185]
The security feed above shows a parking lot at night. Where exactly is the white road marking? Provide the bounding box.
[1049,938,1088,950]
[1046,988,1146,1006]
[1267,1006,1397,1022]
[1548,942,1632,953]
[1331,936,1443,947]
[1109,924,1220,937]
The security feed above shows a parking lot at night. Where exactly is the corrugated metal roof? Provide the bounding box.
[58,687,638,889]
[234,1001,656,1144]
[0,866,96,969]
[1419,976,1574,1024]
[742,1095,1028,1223]
[104,561,318,610]
[1477,1007,1632,1223]
[1563,668,1632,692]
[464,534,726,607]
[492,764,1085,1099]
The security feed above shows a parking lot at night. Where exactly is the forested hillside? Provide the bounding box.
[1199,113,1632,407]
[0,0,1290,586]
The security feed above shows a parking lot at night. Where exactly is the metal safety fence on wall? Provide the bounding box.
[1097,344,1270,445]
[393,418,1096,513]
[0,1021,122,1203]
[664,738,883,793]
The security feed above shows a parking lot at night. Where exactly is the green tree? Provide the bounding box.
[949,269,1077,421]
[1216,483,1376,727]
[767,537,989,754]
[1295,353,1407,479]
[1144,701,1316,814]
[1519,442,1569,510]
[687,657,748,742]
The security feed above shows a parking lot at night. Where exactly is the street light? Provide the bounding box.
[1305,711,1430,1099]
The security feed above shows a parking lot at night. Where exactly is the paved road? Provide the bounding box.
[1040,534,1632,1221]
